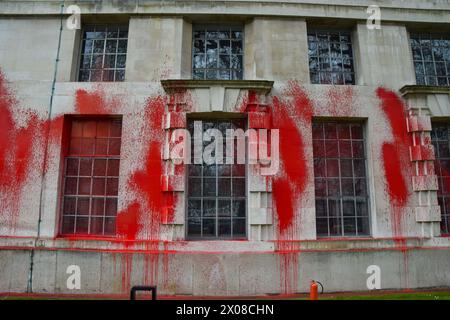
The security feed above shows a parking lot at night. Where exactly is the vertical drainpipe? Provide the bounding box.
[27,0,65,293]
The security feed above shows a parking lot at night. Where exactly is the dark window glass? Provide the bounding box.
[410,34,450,87]
[431,123,450,234]
[61,118,122,236]
[187,119,246,239]
[193,26,243,80]
[312,122,370,237]
[78,25,128,82]
[308,31,355,85]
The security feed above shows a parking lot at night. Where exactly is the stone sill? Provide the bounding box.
[400,85,450,96]
[1,236,450,254]
[161,79,274,94]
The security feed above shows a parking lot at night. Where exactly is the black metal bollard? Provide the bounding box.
[130,285,157,300]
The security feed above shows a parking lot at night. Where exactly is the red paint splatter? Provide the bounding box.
[377,87,412,289]
[0,70,51,232]
[327,86,355,117]
[269,81,313,294]
[377,88,410,226]
[75,88,120,114]
[271,81,313,236]
[116,96,169,240]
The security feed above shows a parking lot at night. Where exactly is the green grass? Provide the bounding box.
[322,291,450,300]
[3,291,450,300]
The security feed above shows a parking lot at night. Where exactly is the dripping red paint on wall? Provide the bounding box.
[0,70,50,231]
[116,96,174,240]
[271,81,313,236]
[377,88,411,230]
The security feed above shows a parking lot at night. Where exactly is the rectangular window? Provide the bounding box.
[410,34,450,86]
[78,25,128,82]
[431,123,450,234]
[192,26,244,80]
[308,30,355,85]
[186,119,246,239]
[60,118,122,236]
[312,122,370,237]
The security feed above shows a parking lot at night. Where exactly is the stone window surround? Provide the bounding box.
[161,79,274,241]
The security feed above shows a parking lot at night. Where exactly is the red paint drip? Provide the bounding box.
[116,96,169,240]
[270,81,313,294]
[377,88,410,226]
[271,81,313,236]
[377,87,411,289]
[0,70,56,232]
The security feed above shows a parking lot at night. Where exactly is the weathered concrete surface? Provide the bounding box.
[0,0,450,296]
[1,243,450,295]
[1,1,450,24]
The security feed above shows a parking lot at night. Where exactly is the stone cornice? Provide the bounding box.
[1,1,450,24]
[161,79,274,94]
[400,85,450,97]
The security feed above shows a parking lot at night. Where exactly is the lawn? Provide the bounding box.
[316,291,450,300]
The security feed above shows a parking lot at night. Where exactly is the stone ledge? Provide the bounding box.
[2,236,450,253]
[415,206,441,222]
[400,85,450,96]
[161,79,274,94]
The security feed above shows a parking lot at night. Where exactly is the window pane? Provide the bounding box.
[187,119,246,239]
[431,123,450,234]
[232,219,246,237]
[78,25,128,82]
[410,34,450,87]
[61,118,121,236]
[188,199,201,217]
[313,121,369,237]
[192,26,243,79]
[202,219,215,236]
[188,218,201,236]
[308,31,354,85]
[218,219,231,237]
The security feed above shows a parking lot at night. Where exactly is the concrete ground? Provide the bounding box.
[1,287,450,300]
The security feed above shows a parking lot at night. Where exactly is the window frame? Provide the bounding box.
[307,29,356,85]
[192,24,245,80]
[185,117,248,240]
[430,121,450,235]
[58,116,123,238]
[76,24,129,82]
[312,120,371,238]
[410,33,450,87]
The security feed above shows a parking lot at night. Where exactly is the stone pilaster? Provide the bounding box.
[402,88,442,237]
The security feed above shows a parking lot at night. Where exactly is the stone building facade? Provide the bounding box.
[0,0,450,296]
